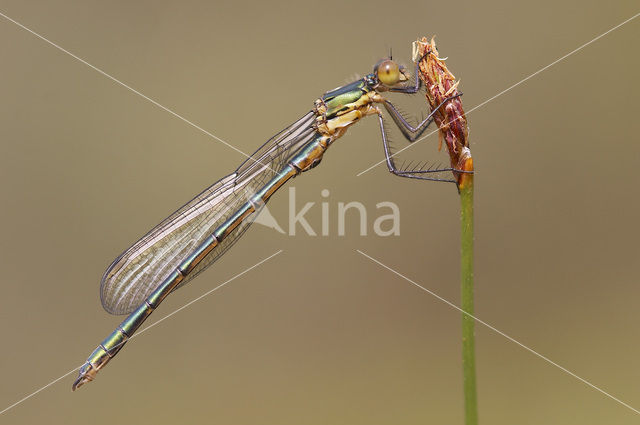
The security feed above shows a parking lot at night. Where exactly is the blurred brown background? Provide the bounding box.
[0,1,638,423]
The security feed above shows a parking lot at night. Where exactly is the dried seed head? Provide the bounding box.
[414,37,473,188]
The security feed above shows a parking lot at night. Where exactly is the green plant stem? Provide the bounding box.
[460,178,477,425]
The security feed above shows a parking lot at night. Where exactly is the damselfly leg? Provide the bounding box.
[381,93,457,142]
[377,93,467,183]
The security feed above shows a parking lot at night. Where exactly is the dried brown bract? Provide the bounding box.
[413,37,473,188]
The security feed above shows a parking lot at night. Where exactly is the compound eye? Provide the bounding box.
[376,59,400,85]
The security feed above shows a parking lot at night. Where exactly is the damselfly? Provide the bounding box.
[72,52,464,390]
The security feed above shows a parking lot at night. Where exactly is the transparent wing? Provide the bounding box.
[100,111,317,315]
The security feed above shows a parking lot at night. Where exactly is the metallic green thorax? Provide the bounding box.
[321,79,370,119]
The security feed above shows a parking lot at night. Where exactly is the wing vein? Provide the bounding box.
[100,111,316,314]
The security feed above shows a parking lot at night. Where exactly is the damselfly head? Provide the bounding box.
[373,58,408,87]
